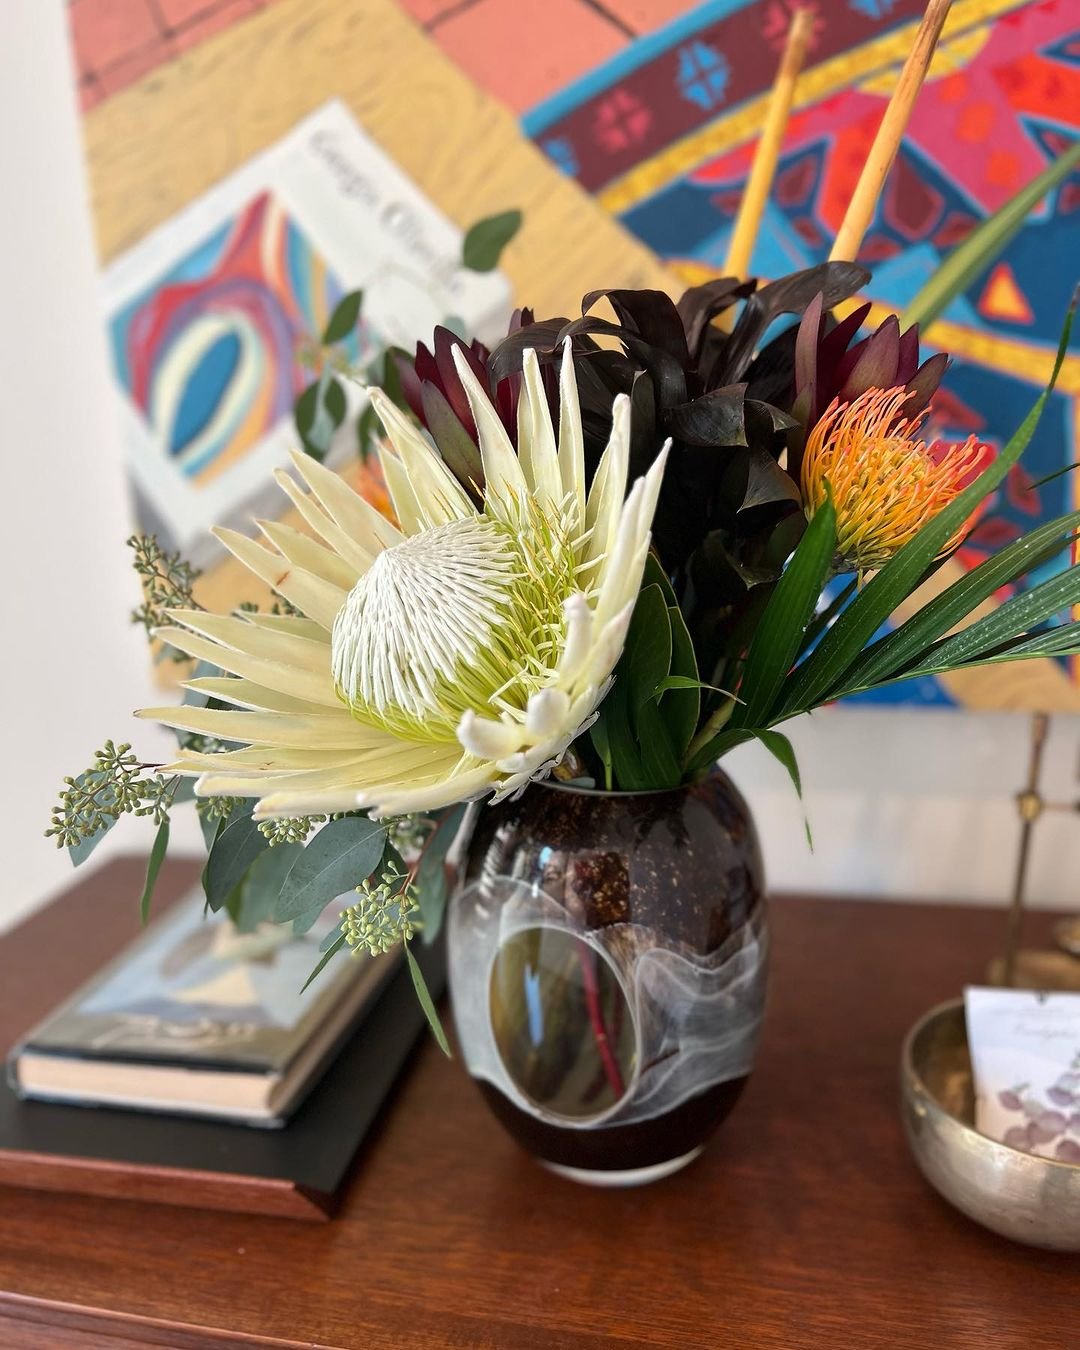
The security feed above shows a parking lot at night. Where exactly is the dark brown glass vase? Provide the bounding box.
[448,771,767,1186]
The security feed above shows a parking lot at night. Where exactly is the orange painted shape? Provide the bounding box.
[986,147,1021,190]
[602,0,697,31]
[977,262,1035,325]
[69,0,160,76]
[434,0,626,114]
[398,0,471,24]
[956,100,995,144]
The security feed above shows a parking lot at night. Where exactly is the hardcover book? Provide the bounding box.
[8,890,392,1126]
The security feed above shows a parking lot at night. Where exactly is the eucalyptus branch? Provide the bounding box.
[129,534,202,657]
[340,864,422,957]
[46,740,177,849]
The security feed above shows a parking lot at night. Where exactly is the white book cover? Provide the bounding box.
[102,100,512,565]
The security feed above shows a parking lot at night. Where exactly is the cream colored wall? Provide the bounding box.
[1,0,1077,937]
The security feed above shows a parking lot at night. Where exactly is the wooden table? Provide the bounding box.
[0,859,1074,1348]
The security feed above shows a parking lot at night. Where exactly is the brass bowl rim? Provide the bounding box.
[902,995,1080,1176]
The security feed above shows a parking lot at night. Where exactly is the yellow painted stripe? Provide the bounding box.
[598,0,1025,218]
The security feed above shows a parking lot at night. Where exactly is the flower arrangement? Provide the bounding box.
[49,0,1080,1045]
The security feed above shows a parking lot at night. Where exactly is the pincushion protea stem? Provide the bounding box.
[829,0,953,264]
[724,8,813,282]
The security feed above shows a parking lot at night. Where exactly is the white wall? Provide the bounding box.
[1,1,1077,936]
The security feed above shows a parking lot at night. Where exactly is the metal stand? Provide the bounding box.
[989,712,1080,991]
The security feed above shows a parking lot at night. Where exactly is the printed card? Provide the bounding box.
[965,986,1080,1163]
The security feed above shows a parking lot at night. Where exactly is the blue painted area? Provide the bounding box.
[543,136,580,177]
[169,331,241,455]
[676,41,731,112]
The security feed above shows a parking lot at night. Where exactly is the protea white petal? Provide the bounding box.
[457,710,524,761]
[451,345,527,514]
[557,338,587,527]
[181,676,326,714]
[139,344,669,819]
[254,518,360,590]
[378,448,426,536]
[525,687,571,740]
[367,388,474,525]
[165,609,330,674]
[271,469,376,575]
[151,628,340,707]
[583,394,631,568]
[137,704,363,745]
[517,349,561,511]
[212,527,346,630]
[557,593,594,691]
[238,614,328,643]
[289,448,402,553]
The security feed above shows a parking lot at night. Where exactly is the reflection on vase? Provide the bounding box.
[449,772,767,1183]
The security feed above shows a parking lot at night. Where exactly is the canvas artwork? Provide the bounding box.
[101,101,512,566]
[67,0,1080,706]
[407,0,1080,709]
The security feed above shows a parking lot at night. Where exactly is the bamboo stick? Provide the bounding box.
[829,0,953,263]
[724,8,814,281]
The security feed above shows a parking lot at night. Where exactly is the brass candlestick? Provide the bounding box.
[990,712,1080,990]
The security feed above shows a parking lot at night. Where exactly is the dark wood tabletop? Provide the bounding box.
[0,857,1074,1349]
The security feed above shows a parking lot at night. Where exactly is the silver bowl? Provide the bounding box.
[901,998,1080,1250]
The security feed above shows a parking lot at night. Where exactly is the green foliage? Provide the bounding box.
[462,210,522,273]
[412,804,470,943]
[257,815,326,847]
[753,730,811,849]
[273,816,388,926]
[322,290,364,345]
[731,493,836,730]
[129,535,202,655]
[46,741,185,864]
[295,370,348,462]
[405,943,451,1057]
[591,560,702,790]
[203,808,268,912]
[140,818,170,924]
[340,863,421,956]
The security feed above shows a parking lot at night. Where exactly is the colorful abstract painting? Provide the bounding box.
[110,190,359,489]
[67,0,1080,705]
[516,0,1080,708]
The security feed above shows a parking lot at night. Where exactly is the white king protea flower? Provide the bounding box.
[139,342,667,818]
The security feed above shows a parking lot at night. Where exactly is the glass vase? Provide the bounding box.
[448,771,767,1186]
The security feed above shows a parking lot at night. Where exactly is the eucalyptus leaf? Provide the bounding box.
[274,816,387,924]
[204,809,267,912]
[462,210,522,272]
[233,842,305,934]
[139,818,170,924]
[295,372,347,462]
[301,931,348,994]
[68,808,115,868]
[405,942,451,1056]
[415,804,469,943]
[322,290,363,345]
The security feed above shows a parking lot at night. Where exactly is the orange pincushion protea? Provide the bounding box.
[801,386,985,576]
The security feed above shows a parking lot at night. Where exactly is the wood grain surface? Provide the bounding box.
[0,857,1074,1349]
